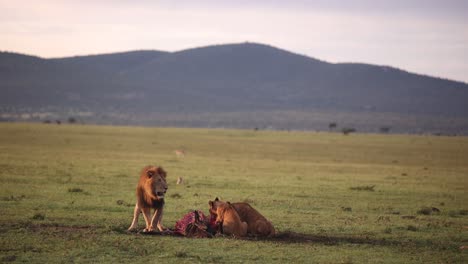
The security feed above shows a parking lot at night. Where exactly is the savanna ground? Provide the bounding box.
[0,123,467,263]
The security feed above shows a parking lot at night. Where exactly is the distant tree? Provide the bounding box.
[68,117,76,124]
[43,120,51,124]
[55,120,61,125]
[380,126,391,133]
[342,127,356,135]
[329,122,337,131]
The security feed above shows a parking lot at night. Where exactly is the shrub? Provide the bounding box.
[170,193,182,199]
[350,185,375,191]
[341,207,352,212]
[342,127,356,135]
[68,188,84,193]
[380,126,391,133]
[68,117,76,124]
[175,251,189,258]
[32,213,45,220]
[417,207,440,215]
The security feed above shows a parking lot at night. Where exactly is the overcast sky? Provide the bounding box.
[1,0,467,83]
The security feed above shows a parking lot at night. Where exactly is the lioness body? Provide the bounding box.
[215,202,248,238]
[231,202,275,237]
[209,198,275,237]
[128,165,168,232]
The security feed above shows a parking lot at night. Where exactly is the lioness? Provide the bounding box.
[128,165,168,232]
[214,201,248,238]
[209,198,275,237]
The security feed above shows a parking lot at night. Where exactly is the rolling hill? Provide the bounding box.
[1,43,467,134]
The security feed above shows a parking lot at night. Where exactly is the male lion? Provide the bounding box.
[128,165,168,232]
[214,201,248,238]
[209,198,275,237]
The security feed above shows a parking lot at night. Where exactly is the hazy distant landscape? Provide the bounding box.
[1,43,468,134]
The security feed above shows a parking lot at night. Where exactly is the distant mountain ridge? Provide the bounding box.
[1,42,468,134]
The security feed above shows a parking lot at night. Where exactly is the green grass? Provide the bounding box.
[0,122,467,263]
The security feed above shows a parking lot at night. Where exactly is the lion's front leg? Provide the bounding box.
[141,207,155,232]
[151,207,166,232]
[128,203,140,231]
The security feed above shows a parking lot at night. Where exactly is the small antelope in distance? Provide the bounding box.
[175,150,185,157]
[176,177,184,185]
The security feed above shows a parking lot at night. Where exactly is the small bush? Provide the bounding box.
[68,117,77,124]
[2,195,25,201]
[380,126,391,133]
[2,255,17,262]
[68,188,84,193]
[417,207,440,215]
[401,215,416,219]
[342,127,356,135]
[341,207,352,212]
[116,201,133,207]
[448,211,458,218]
[449,209,468,217]
[417,207,432,215]
[175,251,189,258]
[32,213,45,220]
[243,198,255,203]
[407,225,419,232]
[170,193,182,199]
[350,185,375,191]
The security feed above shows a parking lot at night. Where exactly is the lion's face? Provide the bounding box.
[209,197,222,215]
[215,203,229,224]
[145,166,168,199]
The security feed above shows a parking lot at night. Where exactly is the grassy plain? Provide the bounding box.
[0,123,467,263]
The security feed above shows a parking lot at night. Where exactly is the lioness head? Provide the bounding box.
[142,166,168,199]
[215,202,229,224]
[209,197,222,215]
